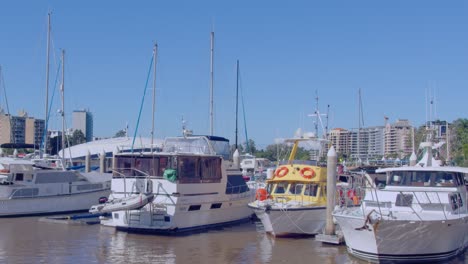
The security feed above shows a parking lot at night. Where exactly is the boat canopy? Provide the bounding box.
[163,136,230,160]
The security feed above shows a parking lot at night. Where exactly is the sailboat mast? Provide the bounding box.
[235,60,239,150]
[43,13,51,157]
[209,31,214,136]
[61,49,65,162]
[357,88,361,163]
[151,43,158,153]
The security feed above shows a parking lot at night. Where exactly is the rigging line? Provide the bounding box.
[131,53,155,153]
[0,69,11,116]
[239,67,249,153]
[0,68,13,143]
[359,91,365,127]
[63,116,73,166]
[40,59,62,152]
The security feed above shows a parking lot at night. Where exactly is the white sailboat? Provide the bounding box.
[0,14,111,217]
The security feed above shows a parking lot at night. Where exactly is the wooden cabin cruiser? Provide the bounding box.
[333,142,468,263]
[0,157,111,216]
[98,135,253,234]
[248,138,328,236]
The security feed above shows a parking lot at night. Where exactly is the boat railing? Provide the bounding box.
[8,181,106,199]
[344,184,466,221]
[227,183,253,200]
[112,167,162,179]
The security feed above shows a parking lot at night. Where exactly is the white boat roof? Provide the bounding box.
[59,137,163,159]
[0,157,34,165]
[376,166,468,174]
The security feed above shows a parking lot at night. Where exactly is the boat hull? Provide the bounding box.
[104,197,253,234]
[334,212,468,263]
[0,190,110,217]
[249,203,326,236]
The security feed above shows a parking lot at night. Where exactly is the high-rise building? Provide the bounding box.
[72,109,93,142]
[0,112,44,146]
[25,117,45,147]
[329,119,412,161]
[384,119,412,158]
[329,128,351,157]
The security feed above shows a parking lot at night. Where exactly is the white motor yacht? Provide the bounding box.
[98,135,253,234]
[333,142,468,262]
[0,157,111,216]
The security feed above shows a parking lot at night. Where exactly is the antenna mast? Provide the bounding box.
[315,91,319,137]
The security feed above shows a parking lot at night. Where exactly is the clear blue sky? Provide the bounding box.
[1,1,467,149]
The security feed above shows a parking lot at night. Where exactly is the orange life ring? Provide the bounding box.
[255,188,270,201]
[275,166,289,178]
[300,167,315,179]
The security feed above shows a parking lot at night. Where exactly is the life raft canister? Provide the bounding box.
[299,167,315,179]
[255,188,270,201]
[274,166,289,178]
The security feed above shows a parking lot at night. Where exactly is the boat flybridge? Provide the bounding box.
[333,141,468,263]
[96,135,253,234]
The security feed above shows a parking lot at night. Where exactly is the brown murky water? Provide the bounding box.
[0,217,465,264]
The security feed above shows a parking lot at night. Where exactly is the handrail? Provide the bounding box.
[353,184,465,221]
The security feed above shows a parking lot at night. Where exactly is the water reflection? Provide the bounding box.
[0,217,465,264]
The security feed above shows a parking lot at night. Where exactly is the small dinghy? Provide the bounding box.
[89,193,154,214]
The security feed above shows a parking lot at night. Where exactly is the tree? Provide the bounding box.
[114,129,126,138]
[450,118,468,166]
[70,130,86,146]
[243,139,257,154]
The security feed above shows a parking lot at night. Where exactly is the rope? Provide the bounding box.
[40,60,62,152]
[131,53,154,152]
[239,72,250,153]
[0,69,13,143]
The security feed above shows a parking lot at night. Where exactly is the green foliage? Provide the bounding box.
[70,130,86,146]
[114,129,126,138]
[237,139,312,162]
[451,118,468,166]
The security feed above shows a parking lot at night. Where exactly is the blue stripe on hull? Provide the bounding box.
[116,217,253,236]
[0,209,90,218]
[349,247,464,263]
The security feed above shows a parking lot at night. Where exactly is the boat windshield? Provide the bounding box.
[278,160,318,166]
[387,171,463,187]
[163,136,230,160]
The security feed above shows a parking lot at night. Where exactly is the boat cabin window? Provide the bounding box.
[387,171,460,187]
[288,183,303,195]
[15,173,33,182]
[274,182,287,194]
[178,157,198,182]
[303,184,319,197]
[15,173,24,181]
[200,157,222,183]
[115,157,135,176]
[114,156,172,177]
[178,156,222,184]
